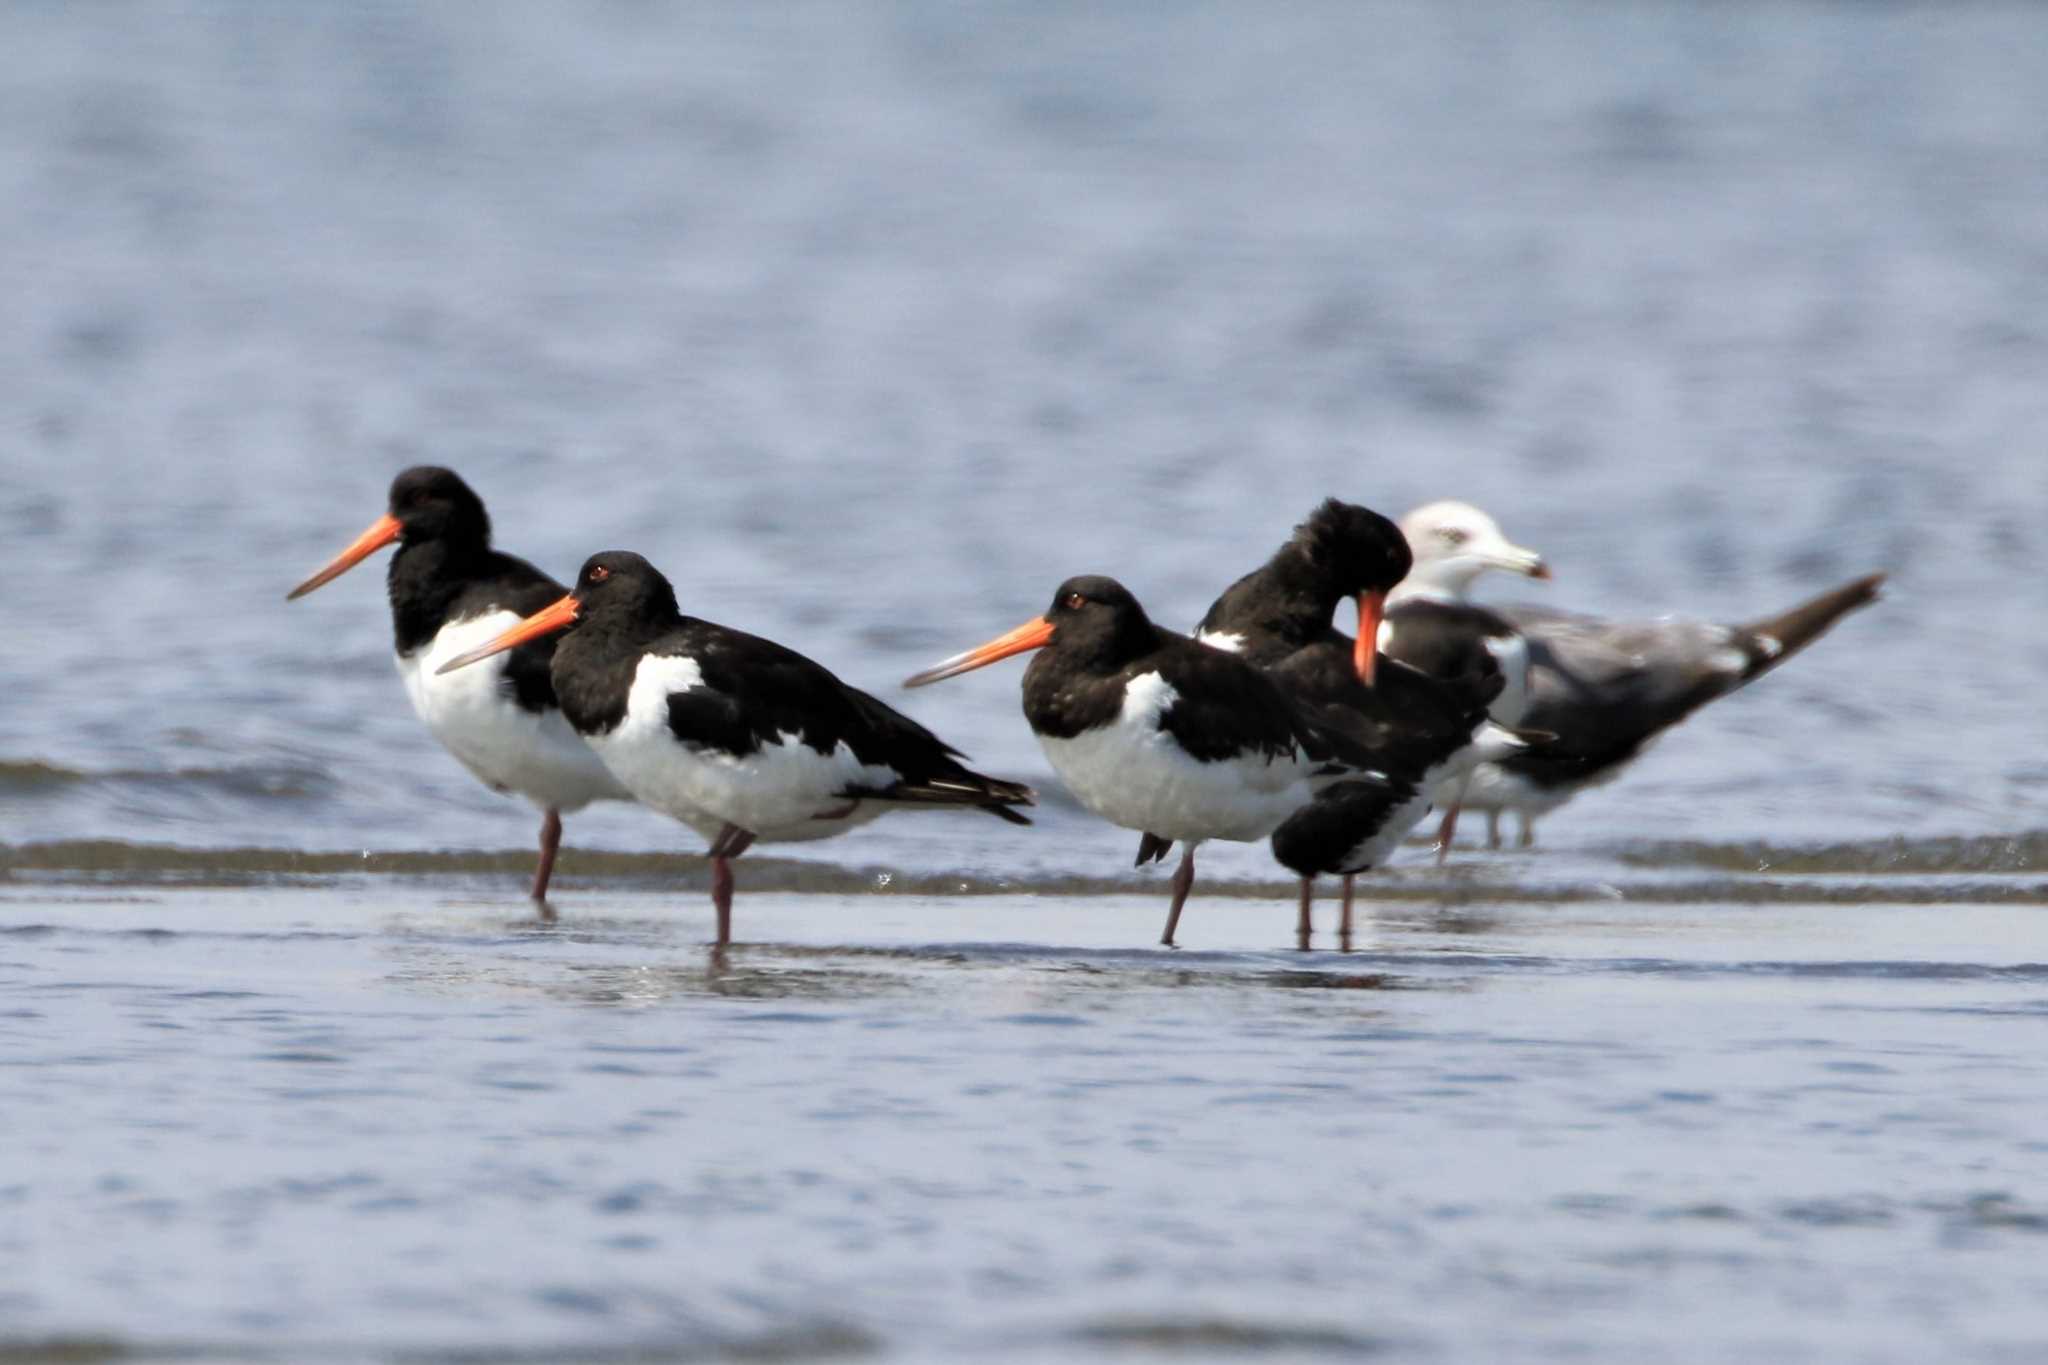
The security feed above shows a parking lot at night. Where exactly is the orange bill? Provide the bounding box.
[435,594,581,675]
[1352,589,1385,688]
[902,616,1055,687]
[285,513,402,601]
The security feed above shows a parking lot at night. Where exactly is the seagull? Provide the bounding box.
[1383,500,1884,848]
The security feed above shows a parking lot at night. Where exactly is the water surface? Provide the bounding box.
[3,3,2046,1361]
[3,876,2046,1363]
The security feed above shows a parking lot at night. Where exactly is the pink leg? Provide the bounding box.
[706,823,758,948]
[1339,873,1356,944]
[711,856,735,947]
[1433,803,1460,866]
[530,808,563,910]
[1296,878,1314,950]
[1160,846,1197,947]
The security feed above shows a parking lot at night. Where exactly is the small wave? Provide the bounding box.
[2,839,2043,906]
[1070,1316,1395,1356]
[0,1324,880,1363]
[1616,831,2047,876]
[0,757,335,803]
[0,760,91,792]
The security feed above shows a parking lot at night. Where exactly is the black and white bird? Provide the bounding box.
[436,551,1033,946]
[286,467,634,906]
[1383,500,1885,848]
[1196,499,1511,933]
[905,575,1386,947]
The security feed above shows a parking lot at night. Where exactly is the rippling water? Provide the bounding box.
[5,881,2048,1363]
[3,0,2045,872]
[4,2,2046,1360]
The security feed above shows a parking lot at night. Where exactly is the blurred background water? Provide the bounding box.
[3,5,2048,1362]
[2,0,2043,877]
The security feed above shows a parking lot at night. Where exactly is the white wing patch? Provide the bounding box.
[1194,629,1246,655]
[586,651,895,842]
[625,653,707,712]
[1120,671,1181,725]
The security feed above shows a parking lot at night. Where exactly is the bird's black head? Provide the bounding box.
[901,573,1157,689]
[428,549,678,679]
[1287,498,1412,598]
[388,466,491,548]
[287,466,492,603]
[1043,574,1155,668]
[569,550,680,622]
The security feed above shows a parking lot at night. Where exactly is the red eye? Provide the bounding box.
[1063,593,1086,610]
[588,565,610,583]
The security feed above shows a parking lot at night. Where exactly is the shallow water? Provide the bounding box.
[1,0,2045,871]
[5,2,2048,1361]
[4,878,2047,1363]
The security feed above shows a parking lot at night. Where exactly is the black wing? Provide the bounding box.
[1150,631,1323,764]
[1383,599,1518,686]
[1269,773,1420,878]
[670,623,1033,821]
[1262,639,1496,778]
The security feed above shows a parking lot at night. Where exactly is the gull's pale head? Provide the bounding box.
[1394,500,1549,601]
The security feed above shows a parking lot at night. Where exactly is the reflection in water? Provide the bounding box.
[381,933,1449,1009]
[6,882,2048,1362]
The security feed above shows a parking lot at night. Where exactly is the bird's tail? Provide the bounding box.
[1731,572,1886,684]
[884,770,1036,825]
[1134,832,1174,866]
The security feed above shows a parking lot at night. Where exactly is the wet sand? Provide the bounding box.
[4,873,2045,1363]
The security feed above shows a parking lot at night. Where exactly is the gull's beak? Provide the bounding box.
[1352,589,1385,687]
[435,594,580,675]
[286,513,402,601]
[903,617,1056,687]
[1484,542,1550,580]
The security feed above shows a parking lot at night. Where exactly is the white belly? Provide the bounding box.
[1458,762,1577,818]
[584,654,896,842]
[395,612,631,813]
[1037,673,1314,844]
[1484,634,1531,727]
[1460,731,1654,818]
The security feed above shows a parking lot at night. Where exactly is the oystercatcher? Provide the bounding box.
[436,551,1033,947]
[904,574,1379,947]
[286,467,640,906]
[1195,499,1508,933]
[1383,500,1885,847]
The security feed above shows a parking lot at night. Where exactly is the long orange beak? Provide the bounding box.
[1352,589,1385,687]
[435,594,580,675]
[286,513,402,601]
[903,616,1055,687]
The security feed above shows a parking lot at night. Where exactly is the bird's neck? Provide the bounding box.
[387,536,491,654]
[1208,554,1346,651]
